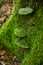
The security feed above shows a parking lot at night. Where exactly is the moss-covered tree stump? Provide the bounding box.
[0,0,43,65]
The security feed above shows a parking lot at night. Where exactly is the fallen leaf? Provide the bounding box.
[0,49,6,56]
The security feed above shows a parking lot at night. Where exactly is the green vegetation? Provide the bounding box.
[0,0,3,4]
[0,0,43,65]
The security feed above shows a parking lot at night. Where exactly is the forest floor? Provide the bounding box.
[0,0,20,65]
[0,0,13,27]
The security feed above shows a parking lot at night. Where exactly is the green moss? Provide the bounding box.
[0,0,3,4]
[0,0,43,64]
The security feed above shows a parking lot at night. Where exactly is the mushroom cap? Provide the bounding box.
[14,38,29,48]
[18,7,33,15]
[14,27,26,37]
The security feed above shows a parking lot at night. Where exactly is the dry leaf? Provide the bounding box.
[0,49,6,56]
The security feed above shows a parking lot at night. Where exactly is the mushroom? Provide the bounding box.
[14,38,29,48]
[18,6,33,15]
[14,27,26,37]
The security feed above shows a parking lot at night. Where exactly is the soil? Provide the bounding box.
[0,48,20,65]
[0,0,13,27]
[0,0,20,65]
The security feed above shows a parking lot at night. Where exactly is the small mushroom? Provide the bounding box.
[14,27,26,37]
[14,38,29,48]
[18,7,33,15]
